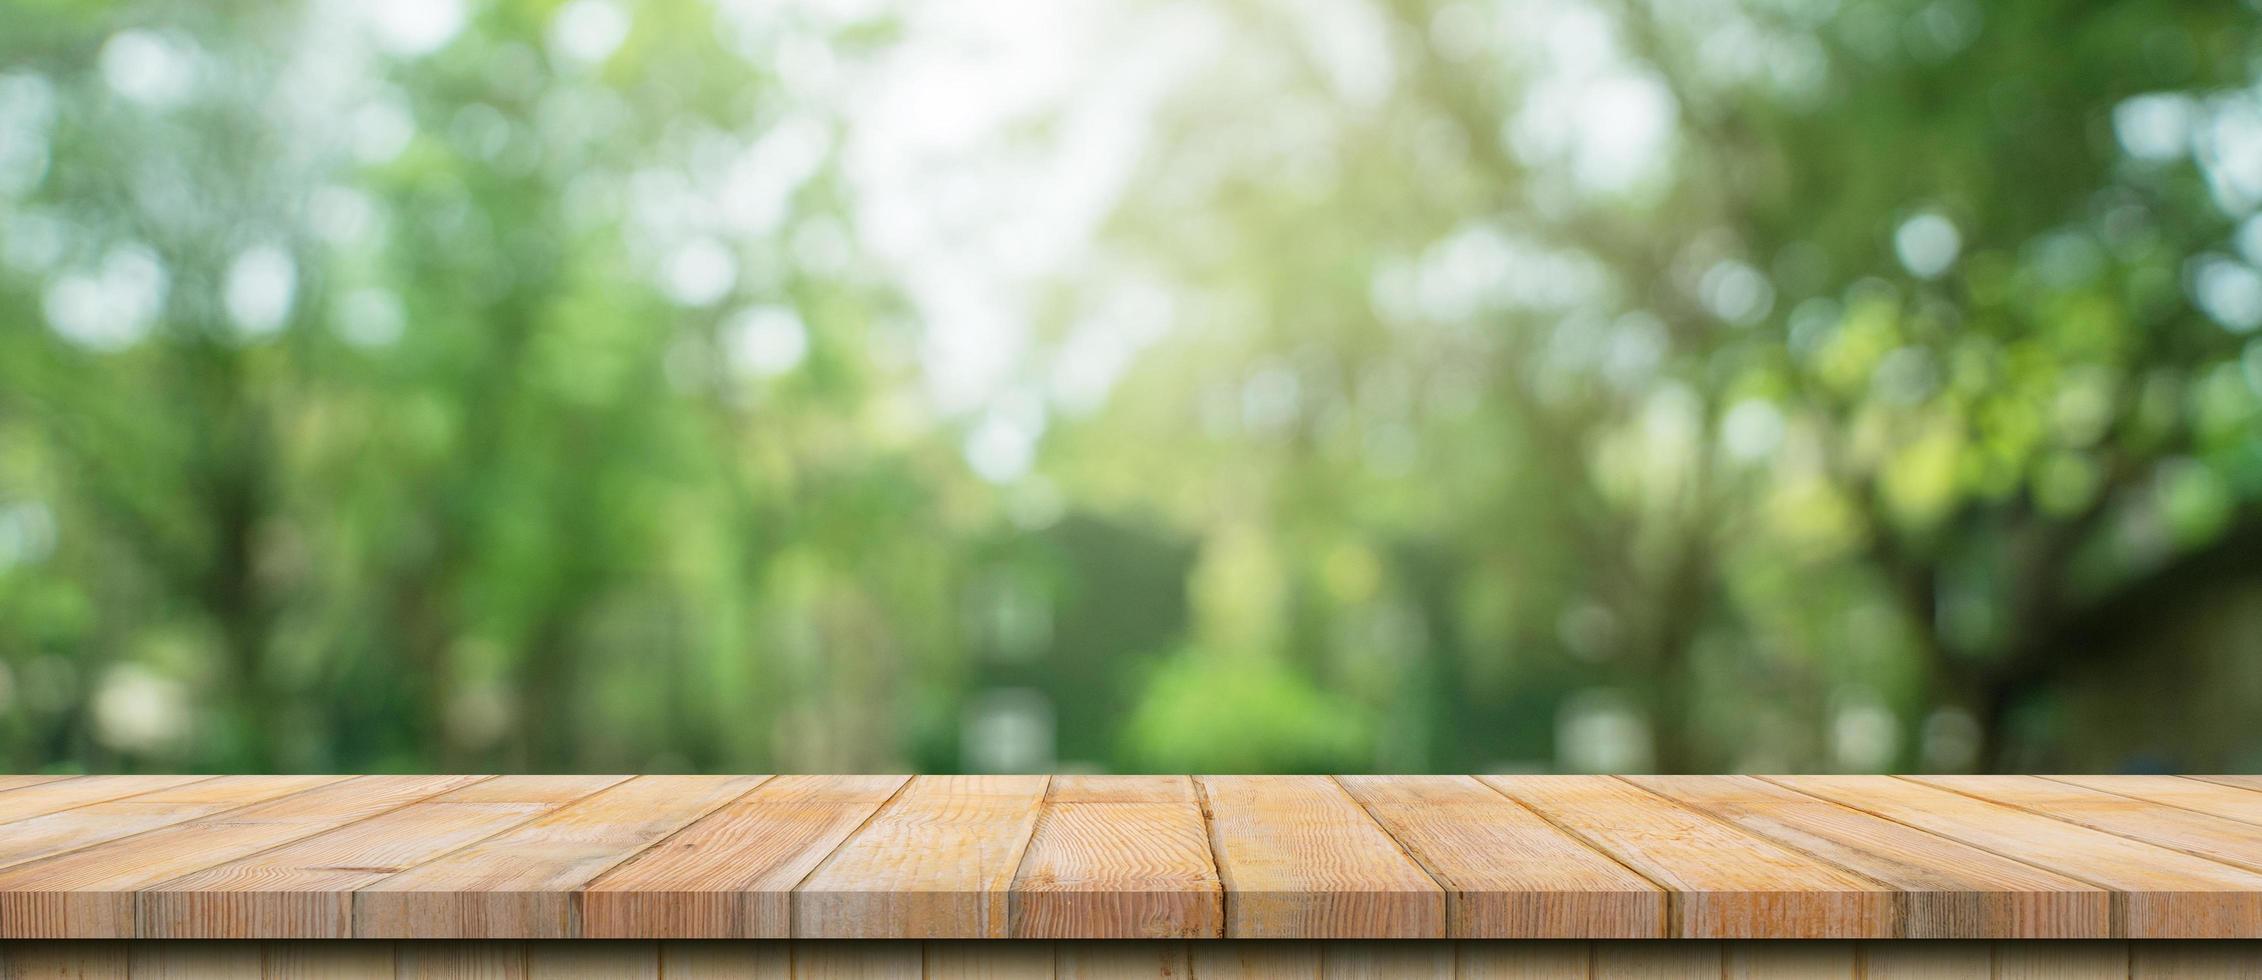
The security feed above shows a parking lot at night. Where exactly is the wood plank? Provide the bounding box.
[582,775,908,939]
[1629,775,2107,938]
[1857,941,1991,980]
[1053,941,1190,979]
[0,775,475,939]
[1339,775,1663,939]
[126,941,261,979]
[354,775,767,939]
[924,940,1055,979]
[2047,776,2262,826]
[0,940,129,979]
[2129,941,2262,978]
[396,941,526,979]
[525,940,658,979]
[1046,776,1197,804]
[1451,941,1587,979]
[0,779,67,797]
[1723,941,1856,979]
[1590,941,1720,979]
[0,776,344,873]
[0,777,217,826]
[1198,775,1443,939]
[1772,775,2262,938]
[2196,776,2262,795]
[1186,940,1322,980]
[654,940,789,979]
[1322,941,1452,979]
[1992,941,2126,980]
[1479,776,1896,939]
[261,940,396,979]
[141,775,625,939]
[1917,775,2262,873]
[1009,775,1220,939]
[792,940,920,980]
[794,775,1050,939]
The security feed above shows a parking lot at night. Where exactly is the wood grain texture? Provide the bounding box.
[0,777,214,826]
[1009,776,1219,940]
[794,776,1050,939]
[1589,941,1719,979]
[125,941,259,979]
[394,941,525,979]
[0,776,459,939]
[924,940,1054,979]
[1054,941,1189,979]
[1452,941,1588,979]
[141,776,625,939]
[794,940,921,979]
[0,941,130,979]
[1628,775,2106,938]
[1199,775,1443,939]
[1481,776,1896,939]
[1322,940,1453,979]
[524,940,657,979]
[1773,776,2262,938]
[0,776,342,876]
[1339,775,1663,939]
[0,939,2249,977]
[4,775,2262,943]
[1993,941,2127,980]
[354,775,766,939]
[656,941,789,979]
[0,778,68,797]
[1915,775,2262,874]
[2129,941,2262,978]
[2195,776,2262,795]
[261,940,394,979]
[1187,940,1322,980]
[582,775,907,940]
[1723,941,1854,979]
[2046,776,2262,826]
[1047,777,1197,805]
[1857,941,1992,980]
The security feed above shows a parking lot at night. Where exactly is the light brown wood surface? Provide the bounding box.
[1337,775,1662,939]
[141,775,628,939]
[0,775,2257,941]
[0,775,474,939]
[354,775,766,939]
[2196,775,2262,794]
[1914,774,2262,873]
[1481,776,1896,939]
[584,775,909,939]
[2046,774,2262,825]
[1627,775,2106,938]
[794,776,1050,939]
[0,776,212,824]
[1008,776,1219,939]
[52,938,2201,978]
[1773,775,2262,937]
[0,776,342,874]
[1198,775,1443,939]
[0,777,64,794]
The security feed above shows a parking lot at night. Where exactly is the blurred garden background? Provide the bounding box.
[3,0,2261,775]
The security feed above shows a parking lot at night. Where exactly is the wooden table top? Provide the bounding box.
[0,774,2257,941]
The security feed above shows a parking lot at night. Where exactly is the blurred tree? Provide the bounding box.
[1073,0,2262,771]
[3,0,2261,775]
[0,0,986,773]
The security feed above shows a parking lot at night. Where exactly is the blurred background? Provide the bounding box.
[2,0,2260,775]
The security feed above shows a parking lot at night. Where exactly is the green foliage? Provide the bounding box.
[3,0,2262,775]
[1119,649,1374,774]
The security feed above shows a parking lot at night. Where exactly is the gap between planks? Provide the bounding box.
[8,775,2262,940]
